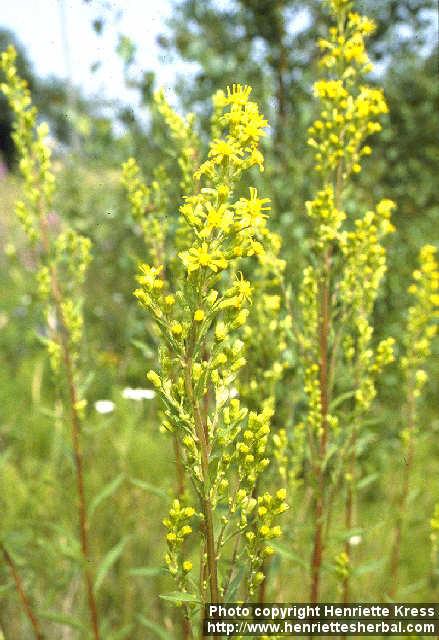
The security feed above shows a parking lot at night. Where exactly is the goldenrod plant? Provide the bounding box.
[1,0,438,635]
[0,47,99,639]
[123,89,292,619]
[293,0,395,602]
[389,245,438,597]
[128,84,287,629]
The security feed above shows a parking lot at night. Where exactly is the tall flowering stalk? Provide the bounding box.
[122,90,200,505]
[295,0,395,602]
[389,245,438,597]
[129,85,287,627]
[0,47,99,639]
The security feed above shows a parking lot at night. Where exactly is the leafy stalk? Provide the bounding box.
[389,245,438,597]
[0,47,100,639]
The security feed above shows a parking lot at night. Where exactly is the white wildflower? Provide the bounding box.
[94,399,115,414]
[122,387,156,401]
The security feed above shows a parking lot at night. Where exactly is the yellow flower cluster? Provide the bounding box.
[181,241,228,273]
[334,550,350,581]
[337,200,396,412]
[402,245,439,392]
[272,423,306,498]
[236,408,272,486]
[195,84,267,180]
[134,85,273,343]
[305,185,346,248]
[295,3,397,563]
[122,91,201,276]
[244,488,288,596]
[1,46,92,379]
[297,266,319,357]
[352,317,395,411]
[163,499,197,580]
[122,158,171,269]
[122,158,150,222]
[339,199,396,311]
[319,9,375,72]
[154,88,198,192]
[308,83,387,175]
[308,4,388,178]
[1,46,55,242]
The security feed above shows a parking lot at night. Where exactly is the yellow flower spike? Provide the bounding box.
[127,82,277,604]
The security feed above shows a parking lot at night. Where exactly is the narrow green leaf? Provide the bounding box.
[88,473,125,520]
[329,390,355,411]
[159,591,200,604]
[397,577,427,598]
[79,371,95,393]
[129,477,168,499]
[0,582,13,594]
[130,339,154,359]
[224,566,245,601]
[129,566,165,578]
[110,624,134,639]
[136,615,172,639]
[267,542,308,569]
[94,537,129,593]
[0,449,12,470]
[322,443,338,471]
[357,473,378,490]
[352,558,385,577]
[38,610,85,631]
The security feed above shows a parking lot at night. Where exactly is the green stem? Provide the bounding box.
[310,247,331,604]
[389,383,416,598]
[184,356,219,604]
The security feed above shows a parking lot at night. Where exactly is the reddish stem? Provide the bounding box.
[40,217,100,640]
[2,545,45,639]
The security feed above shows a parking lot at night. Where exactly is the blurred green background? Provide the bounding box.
[0,0,438,637]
